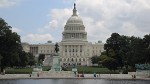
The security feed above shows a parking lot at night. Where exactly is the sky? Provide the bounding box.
[0,0,150,44]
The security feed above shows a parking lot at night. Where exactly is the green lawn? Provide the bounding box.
[5,66,50,74]
[67,66,119,74]
[42,66,51,71]
[5,68,33,74]
[5,66,119,74]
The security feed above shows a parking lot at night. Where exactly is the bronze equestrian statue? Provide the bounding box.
[55,43,59,54]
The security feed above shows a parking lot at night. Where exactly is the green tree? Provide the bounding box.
[91,55,100,64]
[126,36,145,67]
[0,18,22,73]
[102,57,117,72]
[18,51,29,67]
[143,34,150,63]
[27,52,35,66]
[104,33,124,68]
[100,49,118,71]
[38,54,45,64]
[16,52,35,67]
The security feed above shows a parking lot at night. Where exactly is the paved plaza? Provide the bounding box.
[0,74,150,80]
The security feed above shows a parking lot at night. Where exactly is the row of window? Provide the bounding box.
[64,45,82,48]
[65,26,84,30]
[62,58,86,62]
[64,53,83,56]
[30,50,38,54]
[65,50,82,52]
[63,63,81,66]
[63,34,86,39]
[40,46,54,49]
[40,50,54,53]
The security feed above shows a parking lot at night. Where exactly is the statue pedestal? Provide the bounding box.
[50,55,62,71]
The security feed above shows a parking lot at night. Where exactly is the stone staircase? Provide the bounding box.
[43,55,53,66]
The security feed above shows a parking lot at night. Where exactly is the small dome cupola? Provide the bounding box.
[72,3,77,16]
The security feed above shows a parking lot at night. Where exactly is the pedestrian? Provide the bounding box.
[94,72,96,77]
[37,73,39,77]
[3,70,5,75]
[29,73,31,77]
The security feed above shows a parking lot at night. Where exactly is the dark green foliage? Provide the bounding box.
[38,54,45,64]
[91,55,100,64]
[101,33,150,72]
[27,53,35,66]
[103,33,124,71]
[0,18,22,72]
[143,34,150,63]
[18,51,29,67]
[0,18,35,73]
[122,69,128,74]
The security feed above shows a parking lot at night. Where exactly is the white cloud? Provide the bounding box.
[48,20,58,29]
[76,0,150,42]
[38,8,72,33]
[22,34,53,43]
[0,0,20,8]
[11,27,21,33]
[41,0,150,43]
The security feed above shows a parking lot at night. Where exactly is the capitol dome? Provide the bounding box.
[62,3,87,42]
[66,4,83,25]
[66,16,83,24]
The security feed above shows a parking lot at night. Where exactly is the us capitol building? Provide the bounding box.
[22,4,104,66]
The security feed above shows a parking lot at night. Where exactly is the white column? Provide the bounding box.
[69,45,71,56]
[66,34,68,39]
[79,45,81,56]
[79,33,80,39]
[69,34,71,38]
[82,45,84,56]
[64,45,65,56]
[71,45,72,56]
[75,45,77,56]
[78,45,79,56]
[67,45,68,56]
[73,34,74,38]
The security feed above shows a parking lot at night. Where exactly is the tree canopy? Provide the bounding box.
[100,33,150,71]
[0,18,35,73]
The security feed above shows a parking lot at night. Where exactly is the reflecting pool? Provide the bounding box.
[0,79,150,84]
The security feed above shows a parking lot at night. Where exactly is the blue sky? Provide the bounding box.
[0,0,150,44]
[0,0,75,43]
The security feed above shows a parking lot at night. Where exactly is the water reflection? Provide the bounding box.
[0,79,149,84]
